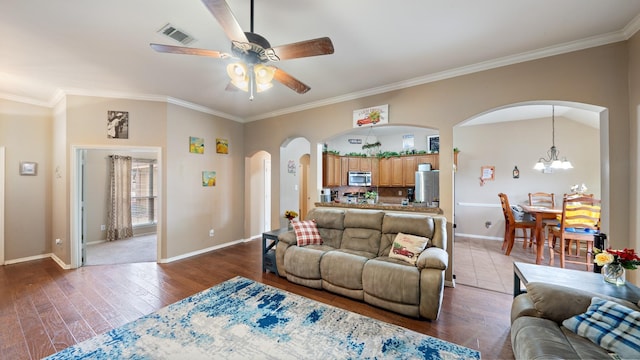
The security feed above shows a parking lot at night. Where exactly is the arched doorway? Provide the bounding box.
[451,101,606,293]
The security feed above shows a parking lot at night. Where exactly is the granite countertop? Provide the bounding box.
[314,202,443,214]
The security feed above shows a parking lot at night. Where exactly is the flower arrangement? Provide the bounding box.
[284,210,298,221]
[594,248,640,270]
[570,183,588,194]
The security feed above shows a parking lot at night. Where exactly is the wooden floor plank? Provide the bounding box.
[0,238,515,359]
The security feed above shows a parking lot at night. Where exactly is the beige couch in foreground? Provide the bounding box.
[275,208,448,320]
[511,282,640,359]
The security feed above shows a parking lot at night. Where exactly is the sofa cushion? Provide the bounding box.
[306,208,345,248]
[291,220,323,246]
[563,297,640,359]
[340,210,383,256]
[362,258,420,305]
[320,250,370,291]
[388,232,429,265]
[284,245,334,281]
[511,316,610,360]
[379,213,436,256]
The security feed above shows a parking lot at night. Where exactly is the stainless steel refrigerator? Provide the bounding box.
[415,170,439,204]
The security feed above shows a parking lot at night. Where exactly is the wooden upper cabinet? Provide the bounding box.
[416,154,439,170]
[390,157,404,186]
[347,157,360,171]
[359,158,372,172]
[403,157,417,186]
[322,153,343,187]
[370,158,379,186]
[341,157,349,186]
[378,158,392,186]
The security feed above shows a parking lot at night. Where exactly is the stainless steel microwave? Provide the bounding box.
[348,171,372,186]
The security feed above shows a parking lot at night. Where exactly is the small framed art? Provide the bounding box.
[427,135,440,153]
[20,161,37,176]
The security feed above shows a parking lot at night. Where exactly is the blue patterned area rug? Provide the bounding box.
[46,276,480,359]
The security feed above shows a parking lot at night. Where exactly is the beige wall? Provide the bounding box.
[165,103,244,258]
[454,116,600,237]
[244,42,632,283]
[0,99,52,260]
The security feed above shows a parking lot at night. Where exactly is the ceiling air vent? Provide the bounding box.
[157,23,195,45]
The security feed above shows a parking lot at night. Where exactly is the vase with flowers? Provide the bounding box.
[594,248,640,285]
[284,210,298,229]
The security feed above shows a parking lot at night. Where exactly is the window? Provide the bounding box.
[131,159,157,226]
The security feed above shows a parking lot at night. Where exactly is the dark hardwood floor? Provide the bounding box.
[0,239,515,359]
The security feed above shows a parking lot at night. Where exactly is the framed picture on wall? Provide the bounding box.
[20,161,37,176]
[427,135,439,153]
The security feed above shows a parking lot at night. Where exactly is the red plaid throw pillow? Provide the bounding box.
[291,220,323,246]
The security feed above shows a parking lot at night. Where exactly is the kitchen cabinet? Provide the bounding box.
[415,154,439,171]
[378,158,392,186]
[322,153,342,187]
[390,157,404,186]
[370,158,379,186]
[341,157,349,186]
[403,157,417,186]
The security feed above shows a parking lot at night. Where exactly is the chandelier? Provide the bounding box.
[533,106,573,171]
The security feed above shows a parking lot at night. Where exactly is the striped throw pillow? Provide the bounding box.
[291,220,323,247]
[562,297,640,359]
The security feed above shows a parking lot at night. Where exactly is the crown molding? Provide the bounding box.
[246,30,628,122]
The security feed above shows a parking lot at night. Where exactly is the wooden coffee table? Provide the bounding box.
[513,261,640,303]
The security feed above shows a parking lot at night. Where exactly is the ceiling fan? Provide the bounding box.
[150,0,334,100]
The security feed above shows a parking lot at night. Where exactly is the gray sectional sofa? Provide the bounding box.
[275,208,448,320]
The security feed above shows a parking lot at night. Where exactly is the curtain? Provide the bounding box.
[106,155,133,241]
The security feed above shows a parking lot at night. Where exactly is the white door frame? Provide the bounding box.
[70,145,162,268]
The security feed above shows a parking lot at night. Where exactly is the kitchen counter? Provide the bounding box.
[314,202,443,214]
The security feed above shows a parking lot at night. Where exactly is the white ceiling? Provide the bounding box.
[1,0,639,123]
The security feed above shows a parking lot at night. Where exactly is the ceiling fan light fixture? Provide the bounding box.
[254,64,275,93]
[226,62,249,91]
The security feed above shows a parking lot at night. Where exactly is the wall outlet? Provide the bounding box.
[100,224,106,231]
[398,190,402,195]
[55,238,62,245]
[485,221,492,228]
[209,229,215,237]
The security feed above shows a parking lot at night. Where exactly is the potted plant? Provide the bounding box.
[364,191,378,204]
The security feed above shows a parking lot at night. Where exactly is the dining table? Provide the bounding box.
[520,204,562,265]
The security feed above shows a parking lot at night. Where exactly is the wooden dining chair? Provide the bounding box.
[528,192,555,208]
[548,195,601,270]
[527,192,556,246]
[559,193,594,256]
[498,193,536,256]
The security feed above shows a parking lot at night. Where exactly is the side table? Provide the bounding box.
[262,228,289,275]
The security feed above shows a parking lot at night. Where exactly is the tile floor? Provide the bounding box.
[453,236,588,294]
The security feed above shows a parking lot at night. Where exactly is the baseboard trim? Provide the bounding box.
[4,253,53,265]
[158,238,251,264]
[51,253,71,269]
[455,233,502,241]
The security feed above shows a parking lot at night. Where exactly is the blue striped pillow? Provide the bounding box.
[563,297,640,359]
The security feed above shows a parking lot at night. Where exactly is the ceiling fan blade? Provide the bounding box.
[273,68,310,94]
[150,43,229,58]
[270,37,334,61]
[201,0,248,43]
[225,82,240,91]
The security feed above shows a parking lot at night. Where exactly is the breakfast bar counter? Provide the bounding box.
[314,202,443,215]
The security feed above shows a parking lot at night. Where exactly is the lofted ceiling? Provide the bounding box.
[1,1,639,123]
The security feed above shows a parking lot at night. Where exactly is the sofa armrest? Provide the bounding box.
[277,230,297,246]
[519,282,639,324]
[416,247,448,271]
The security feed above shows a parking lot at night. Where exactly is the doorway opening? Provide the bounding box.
[71,145,162,268]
